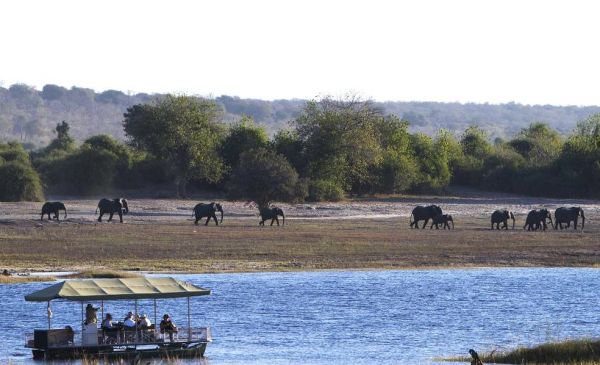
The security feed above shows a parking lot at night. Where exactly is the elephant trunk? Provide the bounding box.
[581,210,585,229]
[510,212,515,229]
[64,208,67,219]
[219,209,223,224]
[281,211,285,226]
[547,215,553,229]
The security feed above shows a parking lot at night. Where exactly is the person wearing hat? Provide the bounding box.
[138,314,151,328]
[85,304,99,325]
[160,313,178,341]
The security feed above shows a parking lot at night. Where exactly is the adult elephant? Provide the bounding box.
[430,214,454,229]
[192,202,223,226]
[259,207,285,226]
[554,207,585,230]
[410,205,443,229]
[491,210,515,230]
[40,202,67,221]
[523,209,552,231]
[96,198,129,223]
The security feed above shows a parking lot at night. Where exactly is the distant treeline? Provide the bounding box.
[2,83,600,146]
[1,95,599,203]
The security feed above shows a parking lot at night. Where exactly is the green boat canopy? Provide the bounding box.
[25,277,211,302]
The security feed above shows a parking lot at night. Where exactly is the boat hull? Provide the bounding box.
[31,342,208,360]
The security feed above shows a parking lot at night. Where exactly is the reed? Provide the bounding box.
[64,269,142,279]
[444,338,600,364]
[0,275,55,284]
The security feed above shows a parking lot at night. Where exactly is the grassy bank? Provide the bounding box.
[446,338,600,364]
[64,269,142,279]
[0,215,597,273]
[0,275,56,284]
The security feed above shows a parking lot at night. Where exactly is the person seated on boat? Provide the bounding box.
[160,314,178,341]
[101,313,119,342]
[123,312,136,328]
[138,314,151,328]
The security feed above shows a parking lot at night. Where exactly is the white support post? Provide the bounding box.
[187,297,191,341]
[47,301,51,329]
[153,299,157,337]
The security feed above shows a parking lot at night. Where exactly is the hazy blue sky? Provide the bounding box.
[1,0,599,105]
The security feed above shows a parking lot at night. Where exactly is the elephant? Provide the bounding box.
[410,205,443,229]
[430,214,454,229]
[96,198,129,223]
[259,207,285,226]
[523,208,553,231]
[40,202,67,221]
[491,210,515,230]
[192,202,223,226]
[554,207,585,230]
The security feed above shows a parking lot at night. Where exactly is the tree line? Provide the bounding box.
[2,83,600,146]
[1,95,599,204]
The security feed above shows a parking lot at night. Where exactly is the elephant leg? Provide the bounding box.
[270,218,275,226]
[40,213,44,221]
[205,217,210,226]
[573,219,578,230]
[422,219,429,229]
[194,216,199,225]
[55,213,59,221]
[275,217,280,226]
[259,220,264,226]
[503,221,508,230]
[108,212,114,222]
[118,212,123,223]
[98,212,103,222]
[213,214,219,226]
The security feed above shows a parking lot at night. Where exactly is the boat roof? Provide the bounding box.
[24,277,211,302]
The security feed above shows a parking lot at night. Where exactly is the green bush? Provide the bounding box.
[0,161,44,201]
[227,148,306,207]
[308,179,344,201]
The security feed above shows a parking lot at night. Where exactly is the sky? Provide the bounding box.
[1,0,599,105]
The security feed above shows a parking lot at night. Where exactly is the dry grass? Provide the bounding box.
[0,275,56,284]
[444,338,600,364]
[64,269,142,279]
[0,214,598,273]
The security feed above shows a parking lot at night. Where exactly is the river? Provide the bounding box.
[2,268,599,364]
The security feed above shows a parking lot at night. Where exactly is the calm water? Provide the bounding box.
[2,268,599,364]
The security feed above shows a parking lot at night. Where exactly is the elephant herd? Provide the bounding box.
[38,200,586,231]
[39,199,286,227]
[410,205,585,231]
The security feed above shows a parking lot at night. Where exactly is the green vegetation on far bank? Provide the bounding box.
[2,94,600,203]
[445,338,600,364]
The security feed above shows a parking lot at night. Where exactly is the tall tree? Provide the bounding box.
[123,95,226,197]
[294,95,383,192]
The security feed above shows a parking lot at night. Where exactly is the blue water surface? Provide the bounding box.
[1,268,599,364]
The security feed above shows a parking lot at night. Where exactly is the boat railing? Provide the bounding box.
[25,326,212,348]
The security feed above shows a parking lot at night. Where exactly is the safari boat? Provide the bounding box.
[24,277,212,360]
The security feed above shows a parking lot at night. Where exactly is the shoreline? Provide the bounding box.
[9,264,600,279]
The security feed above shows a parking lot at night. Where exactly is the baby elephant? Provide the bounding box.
[41,202,67,221]
[430,214,454,229]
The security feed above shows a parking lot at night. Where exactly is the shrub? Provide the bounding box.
[0,161,44,201]
[308,179,345,201]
